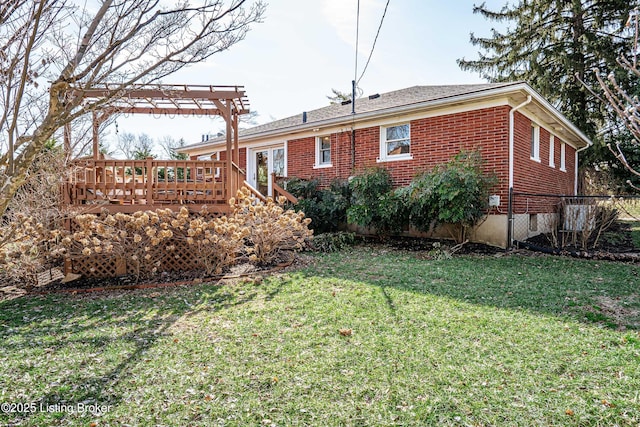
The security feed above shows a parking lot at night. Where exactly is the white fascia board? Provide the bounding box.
[514,84,592,149]
[181,83,592,154]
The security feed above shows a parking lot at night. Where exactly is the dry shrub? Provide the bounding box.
[0,146,68,284]
[547,198,619,250]
[170,206,249,276]
[62,209,177,279]
[3,186,313,284]
[230,187,312,266]
[0,214,64,285]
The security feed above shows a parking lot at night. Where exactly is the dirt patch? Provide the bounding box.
[567,294,640,331]
[593,295,640,330]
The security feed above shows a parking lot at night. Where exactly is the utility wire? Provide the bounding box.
[356,0,390,85]
[354,0,360,83]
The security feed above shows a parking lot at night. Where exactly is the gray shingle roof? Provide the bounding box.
[244,82,520,135]
[184,82,523,149]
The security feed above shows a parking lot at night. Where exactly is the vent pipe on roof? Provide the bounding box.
[368,93,380,100]
[302,111,307,123]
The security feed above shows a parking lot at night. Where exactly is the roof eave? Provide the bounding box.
[181,82,592,152]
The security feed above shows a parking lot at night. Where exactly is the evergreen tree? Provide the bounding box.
[458,0,637,139]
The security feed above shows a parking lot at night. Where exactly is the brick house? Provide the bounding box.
[181,82,592,247]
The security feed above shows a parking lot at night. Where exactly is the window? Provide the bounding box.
[549,135,555,168]
[314,136,332,168]
[196,152,220,179]
[560,141,566,171]
[378,123,412,162]
[530,124,540,161]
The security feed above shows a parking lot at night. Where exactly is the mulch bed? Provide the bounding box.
[385,236,504,255]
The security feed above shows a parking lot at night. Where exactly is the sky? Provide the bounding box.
[107,0,507,153]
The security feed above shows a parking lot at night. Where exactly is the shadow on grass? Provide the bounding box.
[301,246,640,330]
[0,281,271,424]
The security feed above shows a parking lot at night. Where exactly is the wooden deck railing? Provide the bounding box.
[64,157,231,211]
[271,173,298,204]
[63,158,299,213]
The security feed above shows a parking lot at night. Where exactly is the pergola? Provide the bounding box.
[64,83,249,196]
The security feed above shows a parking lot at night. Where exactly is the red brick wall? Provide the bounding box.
[511,111,576,213]
[284,106,577,212]
[287,132,354,187]
[211,148,247,170]
[287,106,512,208]
[512,111,575,195]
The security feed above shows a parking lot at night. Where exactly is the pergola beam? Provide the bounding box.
[73,88,246,101]
[66,83,250,163]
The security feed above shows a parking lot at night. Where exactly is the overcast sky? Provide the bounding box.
[107,0,507,152]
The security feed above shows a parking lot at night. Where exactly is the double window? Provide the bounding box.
[314,136,332,168]
[378,123,412,162]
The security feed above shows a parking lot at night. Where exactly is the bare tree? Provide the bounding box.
[0,0,266,215]
[133,133,155,159]
[591,9,640,190]
[159,135,188,160]
[116,131,137,159]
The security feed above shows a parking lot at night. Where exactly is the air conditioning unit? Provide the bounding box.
[563,204,595,232]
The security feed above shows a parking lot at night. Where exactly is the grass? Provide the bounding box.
[629,221,640,249]
[1,246,640,426]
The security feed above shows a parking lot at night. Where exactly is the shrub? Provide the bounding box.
[170,207,249,276]
[347,167,407,234]
[286,178,351,234]
[404,151,497,243]
[0,141,68,284]
[230,187,313,266]
[0,214,64,285]
[63,209,178,279]
[311,232,357,252]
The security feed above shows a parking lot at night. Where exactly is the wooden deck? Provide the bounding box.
[62,158,243,213]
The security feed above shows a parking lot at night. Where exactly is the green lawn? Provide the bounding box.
[1,246,640,426]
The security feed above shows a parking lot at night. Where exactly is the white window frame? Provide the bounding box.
[560,141,566,172]
[196,152,220,178]
[530,124,541,162]
[549,135,555,168]
[314,135,332,169]
[377,123,413,163]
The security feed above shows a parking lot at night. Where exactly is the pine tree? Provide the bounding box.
[458,0,637,138]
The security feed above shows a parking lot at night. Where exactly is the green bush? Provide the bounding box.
[347,168,407,234]
[286,178,351,234]
[404,151,497,242]
[311,232,357,252]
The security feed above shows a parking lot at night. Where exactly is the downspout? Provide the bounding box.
[507,95,532,248]
[351,127,356,170]
[574,143,592,194]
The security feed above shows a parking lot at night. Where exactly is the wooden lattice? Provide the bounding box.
[64,208,232,279]
[159,240,201,272]
[67,238,203,278]
[70,255,126,278]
